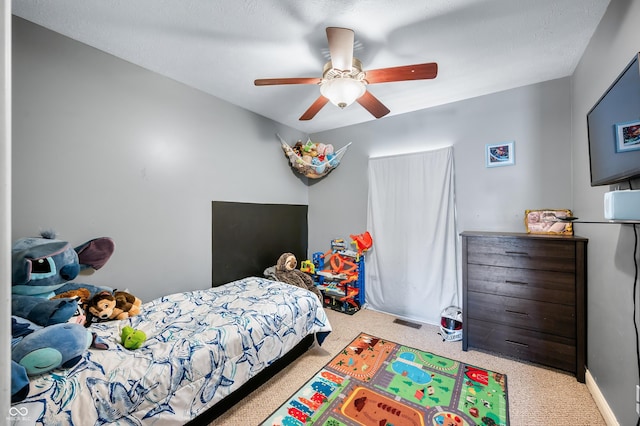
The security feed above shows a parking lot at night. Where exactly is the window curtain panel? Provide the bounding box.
[366,146,458,325]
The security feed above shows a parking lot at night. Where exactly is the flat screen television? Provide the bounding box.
[587,53,640,187]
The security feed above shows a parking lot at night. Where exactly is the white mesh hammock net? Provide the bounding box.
[277,134,352,179]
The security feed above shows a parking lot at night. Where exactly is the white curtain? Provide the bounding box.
[366,146,458,325]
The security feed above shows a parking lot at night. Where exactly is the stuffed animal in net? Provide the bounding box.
[274,252,323,301]
[11,231,115,403]
[86,290,142,322]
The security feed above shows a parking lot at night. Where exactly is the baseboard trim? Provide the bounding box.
[586,369,619,426]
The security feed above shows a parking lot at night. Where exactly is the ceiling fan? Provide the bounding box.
[254,27,438,121]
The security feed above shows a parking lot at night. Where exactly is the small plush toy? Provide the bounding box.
[86,290,142,321]
[51,287,91,304]
[274,252,323,301]
[121,326,146,350]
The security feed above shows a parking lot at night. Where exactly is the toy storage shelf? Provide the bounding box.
[311,251,365,315]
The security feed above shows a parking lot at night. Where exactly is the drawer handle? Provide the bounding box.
[505,309,529,316]
[504,251,529,256]
[505,339,529,348]
[505,280,528,286]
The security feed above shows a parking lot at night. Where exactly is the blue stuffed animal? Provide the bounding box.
[11,231,115,403]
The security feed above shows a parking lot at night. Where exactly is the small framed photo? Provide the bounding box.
[615,120,640,152]
[486,141,515,167]
[524,209,574,235]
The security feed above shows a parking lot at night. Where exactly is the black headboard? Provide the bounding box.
[211,201,308,287]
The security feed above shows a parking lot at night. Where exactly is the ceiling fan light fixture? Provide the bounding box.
[254,28,438,121]
[320,77,366,109]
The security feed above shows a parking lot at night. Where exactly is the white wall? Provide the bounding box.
[571,0,640,424]
[11,17,307,302]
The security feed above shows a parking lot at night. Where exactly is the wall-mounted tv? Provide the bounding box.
[587,53,640,187]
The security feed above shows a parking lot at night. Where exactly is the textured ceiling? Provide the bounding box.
[12,0,610,134]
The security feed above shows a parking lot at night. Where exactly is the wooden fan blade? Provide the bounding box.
[299,96,330,121]
[254,77,321,86]
[357,91,390,119]
[365,62,438,84]
[326,27,354,71]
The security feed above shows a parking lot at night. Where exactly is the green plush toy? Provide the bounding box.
[120,326,146,350]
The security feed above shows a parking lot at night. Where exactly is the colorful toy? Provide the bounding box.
[350,231,373,260]
[11,231,115,403]
[312,232,373,314]
[311,157,326,174]
[121,326,147,350]
[300,259,315,274]
[330,238,348,252]
[302,139,316,153]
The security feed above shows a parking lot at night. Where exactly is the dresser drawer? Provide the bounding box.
[467,319,576,373]
[467,291,575,337]
[466,236,576,272]
[466,264,575,305]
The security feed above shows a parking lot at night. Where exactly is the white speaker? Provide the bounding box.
[604,190,640,220]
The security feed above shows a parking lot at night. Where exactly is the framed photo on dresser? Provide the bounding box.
[524,209,573,235]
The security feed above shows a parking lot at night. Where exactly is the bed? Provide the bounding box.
[11,201,330,424]
[11,276,331,425]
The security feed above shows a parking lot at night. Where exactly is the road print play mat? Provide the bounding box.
[262,332,509,426]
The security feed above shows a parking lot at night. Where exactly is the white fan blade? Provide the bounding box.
[326,27,354,72]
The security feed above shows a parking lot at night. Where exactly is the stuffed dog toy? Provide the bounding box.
[86,290,142,321]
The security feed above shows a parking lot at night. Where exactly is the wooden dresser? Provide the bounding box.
[461,231,587,382]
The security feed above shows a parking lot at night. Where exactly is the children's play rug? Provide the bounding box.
[261,332,509,426]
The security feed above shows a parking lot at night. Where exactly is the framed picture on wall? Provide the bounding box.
[615,120,640,152]
[485,141,515,167]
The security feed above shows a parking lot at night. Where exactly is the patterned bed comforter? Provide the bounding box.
[10,277,332,425]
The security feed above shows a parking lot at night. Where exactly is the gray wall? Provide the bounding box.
[571,0,640,424]
[12,17,307,302]
[308,77,573,304]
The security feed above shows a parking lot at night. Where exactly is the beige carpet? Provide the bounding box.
[210,307,605,425]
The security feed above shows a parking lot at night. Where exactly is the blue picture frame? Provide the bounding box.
[486,141,515,168]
